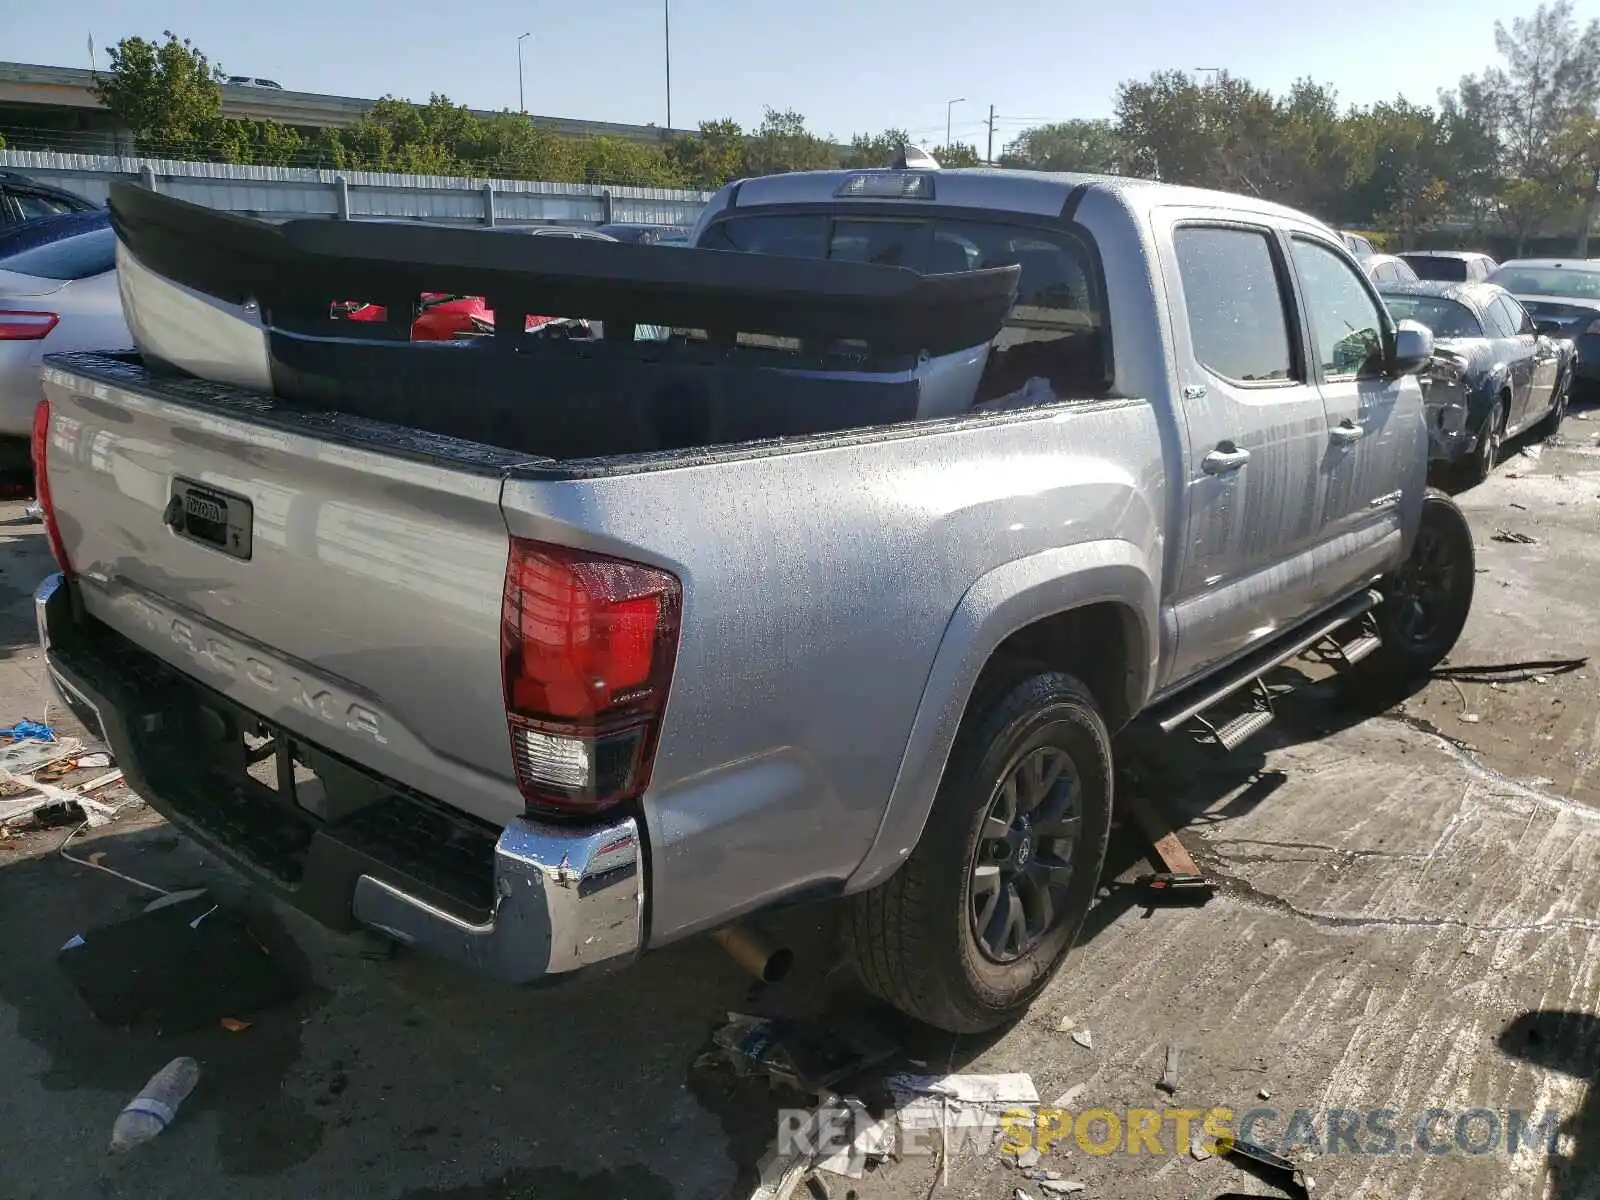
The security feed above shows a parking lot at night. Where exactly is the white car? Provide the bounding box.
[0,223,129,469]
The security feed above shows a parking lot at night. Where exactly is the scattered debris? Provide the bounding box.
[109,1057,200,1153]
[1258,1089,1271,1100]
[1157,1044,1180,1094]
[712,1012,901,1095]
[1460,713,1482,724]
[1492,530,1538,544]
[1509,501,1528,510]
[812,1097,894,1180]
[59,890,300,1035]
[1224,1138,1314,1197]
[1070,1029,1093,1050]
[1576,412,1591,420]
[1036,1182,1085,1196]
[1135,872,1216,906]
[1533,675,1550,685]
[1004,1147,1041,1170]
[1015,1189,1037,1200]
[1055,1014,1075,1033]
[220,1017,253,1033]
[1190,1131,1212,1161]
[1023,1167,1064,1181]
[77,752,113,769]
[0,720,57,744]
[1051,1084,1087,1108]
[805,1174,831,1200]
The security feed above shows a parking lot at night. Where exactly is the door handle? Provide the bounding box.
[1202,444,1251,474]
[1330,420,1365,445]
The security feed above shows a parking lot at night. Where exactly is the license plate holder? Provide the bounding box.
[166,478,253,561]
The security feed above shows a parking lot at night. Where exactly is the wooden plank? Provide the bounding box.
[1122,790,1202,877]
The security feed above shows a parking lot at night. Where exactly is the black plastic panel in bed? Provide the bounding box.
[108,182,1020,358]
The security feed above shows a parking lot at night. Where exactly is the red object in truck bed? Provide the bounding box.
[344,294,558,341]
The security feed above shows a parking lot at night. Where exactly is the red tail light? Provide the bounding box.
[501,538,682,818]
[0,310,60,340]
[30,398,73,577]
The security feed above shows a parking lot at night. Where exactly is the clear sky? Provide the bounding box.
[3,0,1526,148]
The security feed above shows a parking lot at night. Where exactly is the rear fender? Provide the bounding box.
[843,541,1158,893]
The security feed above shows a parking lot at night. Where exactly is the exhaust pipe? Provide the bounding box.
[713,922,794,984]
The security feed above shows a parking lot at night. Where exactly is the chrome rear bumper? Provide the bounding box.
[35,572,643,984]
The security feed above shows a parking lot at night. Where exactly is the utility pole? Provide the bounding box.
[664,0,673,130]
[985,105,997,165]
[517,32,530,113]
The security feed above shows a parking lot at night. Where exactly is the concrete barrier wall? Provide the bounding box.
[0,149,711,227]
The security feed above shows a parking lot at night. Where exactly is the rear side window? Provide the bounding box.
[1407,256,1468,282]
[1482,296,1520,339]
[1173,226,1294,383]
[0,226,116,280]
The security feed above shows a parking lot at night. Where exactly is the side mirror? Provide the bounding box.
[1391,320,1434,376]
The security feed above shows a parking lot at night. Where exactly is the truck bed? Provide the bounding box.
[39,350,1164,945]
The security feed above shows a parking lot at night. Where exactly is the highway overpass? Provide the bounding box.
[0,60,690,153]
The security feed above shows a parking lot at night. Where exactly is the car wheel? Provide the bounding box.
[1533,370,1571,441]
[1355,489,1475,684]
[1461,396,1506,488]
[844,666,1113,1033]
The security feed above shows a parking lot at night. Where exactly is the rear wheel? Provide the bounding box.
[1354,489,1476,684]
[844,667,1113,1033]
[1460,396,1506,488]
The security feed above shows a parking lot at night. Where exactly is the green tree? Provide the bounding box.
[92,32,227,158]
[1341,99,1450,243]
[742,108,837,176]
[931,142,983,168]
[667,119,747,188]
[1478,0,1600,179]
[999,119,1125,173]
[840,129,910,168]
[574,135,682,187]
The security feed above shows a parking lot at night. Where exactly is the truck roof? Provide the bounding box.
[721,167,1336,233]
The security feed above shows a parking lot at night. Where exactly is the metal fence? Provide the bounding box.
[0,150,712,227]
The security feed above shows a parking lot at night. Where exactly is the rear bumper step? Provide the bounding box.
[35,572,643,984]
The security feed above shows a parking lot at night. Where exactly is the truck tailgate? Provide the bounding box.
[39,359,526,827]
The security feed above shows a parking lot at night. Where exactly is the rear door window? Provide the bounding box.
[1173,226,1294,384]
[0,226,116,280]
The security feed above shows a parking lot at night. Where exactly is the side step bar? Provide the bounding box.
[1153,588,1383,737]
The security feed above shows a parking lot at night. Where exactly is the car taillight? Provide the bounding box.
[30,398,73,577]
[501,538,681,818]
[0,310,60,340]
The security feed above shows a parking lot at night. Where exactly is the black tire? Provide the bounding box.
[1533,369,1571,441]
[1355,488,1476,683]
[844,666,1113,1033]
[1460,395,1506,489]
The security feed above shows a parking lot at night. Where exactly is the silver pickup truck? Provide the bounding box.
[30,167,1475,1033]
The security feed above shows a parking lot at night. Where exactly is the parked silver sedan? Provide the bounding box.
[0,222,129,470]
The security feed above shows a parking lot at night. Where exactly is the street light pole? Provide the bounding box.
[945,97,966,150]
[664,0,673,130]
[517,32,531,113]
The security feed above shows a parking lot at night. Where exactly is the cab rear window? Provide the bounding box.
[699,212,1108,396]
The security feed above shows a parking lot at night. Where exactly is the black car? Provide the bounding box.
[1487,258,1600,399]
[1399,251,1498,283]
[1380,280,1574,487]
[0,171,101,226]
[595,223,693,245]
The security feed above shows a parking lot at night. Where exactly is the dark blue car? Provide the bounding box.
[0,209,110,261]
[1380,280,1574,487]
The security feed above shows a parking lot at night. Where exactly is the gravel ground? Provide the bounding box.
[3,412,1600,1200]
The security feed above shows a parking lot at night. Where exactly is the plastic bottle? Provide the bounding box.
[109,1057,200,1153]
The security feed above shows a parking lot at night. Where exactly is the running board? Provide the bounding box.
[1153,589,1383,737]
